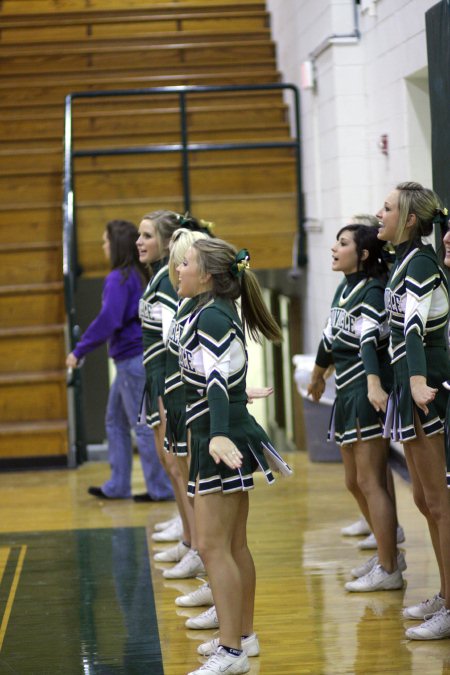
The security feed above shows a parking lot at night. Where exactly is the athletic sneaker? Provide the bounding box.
[154,515,180,532]
[163,549,205,579]
[175,582,214,607]
[152,519,183,542]
[188,646,250,675]
[198,632,260,657]
[185,605,219,630]
[345,564,404,592]
[403,593,446,620]
[154,515,181,532]
[341,517,371,537]
[154,541,189,562]
[405,606,450,640]
[358,526,405,550]
[351,551,407,578]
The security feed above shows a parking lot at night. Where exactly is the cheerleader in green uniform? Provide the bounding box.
[376,182,450,640]
[177,238,291,675]
[440,223,450,489]
[137,211,206,538]
[154,227,210,581]
[340,214,402,545]
[308,224,403,592]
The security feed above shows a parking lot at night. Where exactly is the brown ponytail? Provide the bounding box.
[193,238,282,344]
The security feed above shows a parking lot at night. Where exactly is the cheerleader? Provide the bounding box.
[377,182,450,640]
[440,223,450,489]
[137,211,205,542]
[339,214,403,548]
[154,227,210,581]
[177,238,291,675]
[308,224,402,592]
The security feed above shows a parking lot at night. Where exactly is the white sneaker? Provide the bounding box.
[351,553,378,578]
[351,551,407,578]
[188,646,250,674]
[341,517,371,537]
[198,632,260,657]
[403,593,446,620]
[358,525,405,550]
[185,605,219,630]
[154,540,189,562]
[163,549,205,579]
[345,564,404,592]
[405,606,450,640]
[175,582,214,607]
[154,515,180,532]
[152,519,183,542]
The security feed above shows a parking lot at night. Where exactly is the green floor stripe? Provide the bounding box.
[0,528,163,675]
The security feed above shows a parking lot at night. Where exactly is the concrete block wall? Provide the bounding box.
[267,0,437,351]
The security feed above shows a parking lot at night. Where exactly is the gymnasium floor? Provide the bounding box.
[0,451,448,674]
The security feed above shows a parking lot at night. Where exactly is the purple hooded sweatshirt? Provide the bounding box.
[73,267,144,362]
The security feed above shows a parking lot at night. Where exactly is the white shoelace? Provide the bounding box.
[423,606,450,626]
[421,594,442,608]
[200,605,217,619]
[365,563,384,579]
[185,583,210,602]
[199,647,239,671]
[201,637,220,652]
[174,549,201,568]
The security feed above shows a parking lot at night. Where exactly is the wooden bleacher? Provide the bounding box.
[0,0,298,464]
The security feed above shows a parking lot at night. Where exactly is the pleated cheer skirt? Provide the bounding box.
[187,403,292,497]
[328,377,386,446]
[383,348,449,443]
[164,386,188,456]
[444,392,450,487]
[139,363,166,428]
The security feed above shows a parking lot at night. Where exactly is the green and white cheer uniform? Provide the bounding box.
[316,271,391,446]
[164,297,197,456]
[179,296,291,496]
[384,241,449,441]
[139,257,178,427]
[445,324,450,487]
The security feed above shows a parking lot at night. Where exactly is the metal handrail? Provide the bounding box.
[62,82,305,464]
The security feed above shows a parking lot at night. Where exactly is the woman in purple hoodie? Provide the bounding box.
[66,219,173,501]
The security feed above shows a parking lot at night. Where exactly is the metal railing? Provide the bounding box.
[63,82,306,465]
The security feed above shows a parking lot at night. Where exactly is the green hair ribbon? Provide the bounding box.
[177,211,192,227]
[433,207,449,227]
[230,249,251,278]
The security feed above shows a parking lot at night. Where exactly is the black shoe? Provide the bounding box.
[88,486,111,499]
[133,492,154,502]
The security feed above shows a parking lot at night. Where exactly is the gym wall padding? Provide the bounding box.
[426,1,450,217]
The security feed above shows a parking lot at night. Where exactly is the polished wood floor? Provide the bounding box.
[0,451,449,674]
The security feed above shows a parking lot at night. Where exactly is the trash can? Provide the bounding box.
[293,354,341,462]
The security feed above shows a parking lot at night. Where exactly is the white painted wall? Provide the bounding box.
[266,0,435,352]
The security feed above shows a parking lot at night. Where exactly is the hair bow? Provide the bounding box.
[230,249,251,278]
[433,207,449,226]
[177,211,192,227]
[199,219,216,234]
